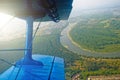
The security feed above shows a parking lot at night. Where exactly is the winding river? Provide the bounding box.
[60,23,120,58]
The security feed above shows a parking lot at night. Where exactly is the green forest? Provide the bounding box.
[70,13,120,53]
[67,56,120,79]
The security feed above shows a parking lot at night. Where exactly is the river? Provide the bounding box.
[60,23,120,58]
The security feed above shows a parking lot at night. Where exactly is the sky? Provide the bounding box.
[73,0,120,10]
[0,0,120,41]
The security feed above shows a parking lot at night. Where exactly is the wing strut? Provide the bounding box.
[16,16,43,66]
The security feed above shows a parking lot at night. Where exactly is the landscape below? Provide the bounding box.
[70,7,120,53]
[0,7,120,80]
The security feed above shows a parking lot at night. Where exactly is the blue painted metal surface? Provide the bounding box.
[25,16,33,60]
[0,55,65,80]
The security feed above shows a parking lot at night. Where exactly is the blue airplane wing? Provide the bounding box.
[0,0,73,22]
[0,55,65,80]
